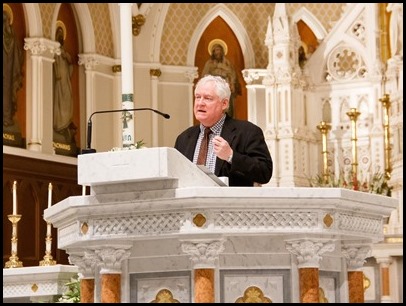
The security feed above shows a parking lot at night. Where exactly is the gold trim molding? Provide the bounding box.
[112,65,121,73]
[150,68,162,77]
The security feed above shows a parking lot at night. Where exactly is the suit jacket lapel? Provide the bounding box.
[184,126,200,161]
[215,116,236,175]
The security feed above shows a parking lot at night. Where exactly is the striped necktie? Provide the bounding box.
[197,127,212,165]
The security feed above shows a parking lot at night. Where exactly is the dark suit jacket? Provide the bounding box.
[174,115,273,186]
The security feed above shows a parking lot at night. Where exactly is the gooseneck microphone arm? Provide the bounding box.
[82,107,170,154]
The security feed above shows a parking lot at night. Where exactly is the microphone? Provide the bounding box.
[81,107,170,154]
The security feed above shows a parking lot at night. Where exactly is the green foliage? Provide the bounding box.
[56,275,80,303]
[135,139,146,149]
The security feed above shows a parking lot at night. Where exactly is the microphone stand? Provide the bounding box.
[81,107,170,154]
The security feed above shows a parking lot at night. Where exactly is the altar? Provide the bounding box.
[42,147,396,303]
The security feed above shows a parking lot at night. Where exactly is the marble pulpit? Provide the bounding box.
[43,147,397,303]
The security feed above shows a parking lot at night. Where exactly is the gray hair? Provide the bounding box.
[195,75,231,101]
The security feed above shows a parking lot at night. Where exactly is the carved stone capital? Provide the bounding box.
[184,69,199,83]
[181,239,225,269]
[78,54,100,70]
[24,37,60,56]
[68,251,99,279]
[374,256,393,267]
[286,239,335,268]
[95,247,131,274]
[243,69,263,85]
[341,245,371,271]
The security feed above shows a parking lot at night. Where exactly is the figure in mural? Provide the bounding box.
[3,9,24,127]
[387,3,403,58]
[298,45,307,69]
[201,40,241,118]
[53,22,76,144]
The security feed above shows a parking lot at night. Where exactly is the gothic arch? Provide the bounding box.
[51,3,95,53]
[187,4,255,68]
[291,7,327,41]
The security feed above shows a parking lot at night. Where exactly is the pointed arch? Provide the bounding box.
[187,4,255,68]
[51,3,95,53]
[291,7,327,41]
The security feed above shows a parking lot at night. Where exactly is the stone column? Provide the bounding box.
[95,247,131,303]
[77,54,100,150]
[342,244,371,303]
[181,239,225,303]
[375,257,393,303]
[286,239,335,303]
[68,251,99,303]
[23,38,60,153]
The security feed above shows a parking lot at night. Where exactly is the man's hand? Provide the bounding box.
[213,135,233,161]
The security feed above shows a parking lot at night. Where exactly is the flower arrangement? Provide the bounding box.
[110,139,146,151]
[309,170,392,197]
[56,275,80,303]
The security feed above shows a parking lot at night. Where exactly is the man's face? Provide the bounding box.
[194,81,228,127]
[213,46,224,60]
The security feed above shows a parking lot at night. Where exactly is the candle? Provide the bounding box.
[47,223,52,236]
[48,183,53,209]
[82,185,86,196]
[12,181,17,215]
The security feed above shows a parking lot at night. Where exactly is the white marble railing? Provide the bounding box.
[3,265,78,303]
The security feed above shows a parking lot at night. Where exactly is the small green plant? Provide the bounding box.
[135,139,146,149]
[56,275,80,303]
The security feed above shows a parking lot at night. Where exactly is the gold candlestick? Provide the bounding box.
[380,93,392,180]
[317,121,332,184]
[39,221,57,266]
[346,108,361,190]
[5,214,23,268]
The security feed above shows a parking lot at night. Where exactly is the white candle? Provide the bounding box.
[82,185,86,196]
[47,223,52,236]
[12,181,17,215]
[119,4,135,147]
[48,183,52,209]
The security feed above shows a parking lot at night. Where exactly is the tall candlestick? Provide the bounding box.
[48,183,52,209]
[12,181,17,215]
[346,108,361,190]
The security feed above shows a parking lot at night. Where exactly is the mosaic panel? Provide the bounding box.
[88,3,114,57]
[38,3,55,39]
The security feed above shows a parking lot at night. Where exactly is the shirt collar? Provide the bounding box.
[200,114,226,134]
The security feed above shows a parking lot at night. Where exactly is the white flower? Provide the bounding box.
[110,140,146,151]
